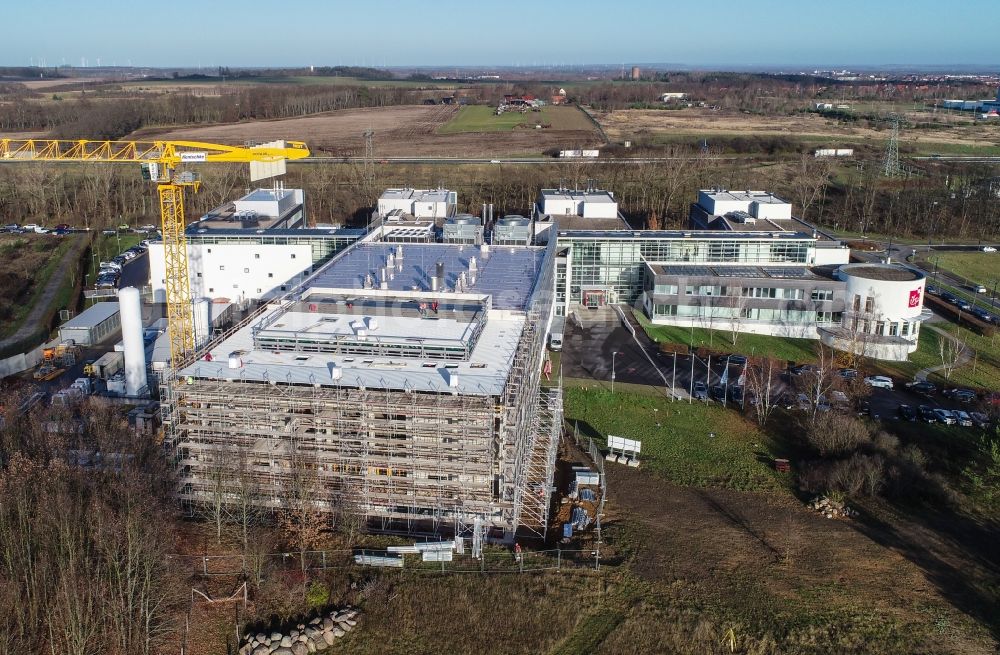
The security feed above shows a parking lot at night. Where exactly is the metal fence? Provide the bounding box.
[168,547,608,577]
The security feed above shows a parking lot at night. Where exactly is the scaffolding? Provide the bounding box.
[162,240,560,540]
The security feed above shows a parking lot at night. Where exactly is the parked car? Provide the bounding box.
[729,385,744,404]
[117,224,130,231]
[2,223,19,232]
[983,246,997,253]
[120,251,136,261]
[952,410,974,427]
[906,381,937,396]
[727,355,748,367]
[830,390,850,407]
[837,368,858,380]
[897,404,917,422]
[95,278,117,289]
[925,285,940,295]
[956,299,972,311]
[969,412,991,428]
[693,382,709,401]
[53,223,70,231]
[864,375,894,390]
[942,388,977,403]
[918,405,938,423]
[973,284,988,294]
[99,261,122,271]
[710,385,727,402]
[933,408,957,425]
[788,364,817,377]
[102,228,117,235]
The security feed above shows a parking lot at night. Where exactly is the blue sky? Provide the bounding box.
[3,0,997,69]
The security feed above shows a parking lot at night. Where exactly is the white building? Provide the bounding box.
[819,264,928,361]
[148,188,363,305]
[538,188,619,219]
[377,188,457,220]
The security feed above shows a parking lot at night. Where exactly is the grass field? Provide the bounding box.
[563,387,781,491]
[438,105,595,134]
[930,251,1000,285]
[868,319,1000,390]
[632,309,818,363]
[0,234,76,338]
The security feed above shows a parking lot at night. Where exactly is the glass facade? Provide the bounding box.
[562,234,815,306]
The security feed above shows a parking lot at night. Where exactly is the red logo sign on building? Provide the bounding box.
[908,288,921,308]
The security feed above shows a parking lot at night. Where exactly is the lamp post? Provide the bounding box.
[611,351,620,394]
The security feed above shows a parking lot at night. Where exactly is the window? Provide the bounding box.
[290,254,296,259]
[207,248,212,253]
[853,294,861,311]
[888,322,898,336]
[865,297,875,313]
[280,286,287,291]
[196,272,202,278]
[268,273,274,278]
[254,253,261,259]
[244,268,250,273]
[219,265,225,271]
[208,287,214,292]
[257,288,262,294]
[901,322,910,337]
[811,289,833,301]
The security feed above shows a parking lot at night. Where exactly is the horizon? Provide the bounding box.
[3,0,998,70]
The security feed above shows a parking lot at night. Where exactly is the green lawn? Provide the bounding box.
[929,252,1000,286]
[875,322,1000,391]
[438,105,593,134]
[563,387,781,492]
[632,309,818,363]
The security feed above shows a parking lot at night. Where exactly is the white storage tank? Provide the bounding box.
[117,287,147,397]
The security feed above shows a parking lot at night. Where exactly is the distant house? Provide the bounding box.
[659,92,688,102]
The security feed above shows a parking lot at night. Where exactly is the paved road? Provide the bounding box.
[0,235,87,353]
[118,251,149,289]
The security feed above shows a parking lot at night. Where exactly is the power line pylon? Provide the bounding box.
[882,115,901,178]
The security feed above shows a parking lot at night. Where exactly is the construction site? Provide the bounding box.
[165,238,563,541]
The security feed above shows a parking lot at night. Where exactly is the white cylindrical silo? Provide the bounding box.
[193,297,211,347]
[117,286,147,397]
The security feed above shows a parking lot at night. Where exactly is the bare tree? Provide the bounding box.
[279,438,325,574]
[938,330,970,380]
[725,289,748,346]
[794,346,839,424]
[744,358,780,427]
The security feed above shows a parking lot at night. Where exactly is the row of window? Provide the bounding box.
[651,303,843,325]
[653,284,837,301]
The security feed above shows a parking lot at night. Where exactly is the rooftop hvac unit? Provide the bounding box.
[729,211,756,224]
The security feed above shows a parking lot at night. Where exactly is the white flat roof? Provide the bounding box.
[540,189,616,202]
[380,188,453,203]
[61,302,120,330]
[178,304,523,396]
[700,189,788,204]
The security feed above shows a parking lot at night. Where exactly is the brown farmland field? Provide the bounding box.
[597,107,1000,151]
[133,105,603,157]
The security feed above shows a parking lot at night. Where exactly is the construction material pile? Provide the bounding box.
[240,607,360,655]
[808,496,857,519]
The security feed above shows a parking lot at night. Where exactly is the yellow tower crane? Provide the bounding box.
[0,138,310,368]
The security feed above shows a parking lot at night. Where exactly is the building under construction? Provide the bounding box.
[164,239,561,540]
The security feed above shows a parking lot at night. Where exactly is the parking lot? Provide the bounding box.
[559,308,995,429]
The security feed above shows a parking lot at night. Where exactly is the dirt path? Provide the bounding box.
[0,235,87,353]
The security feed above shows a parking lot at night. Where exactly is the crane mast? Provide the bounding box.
[0,138,310,367]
